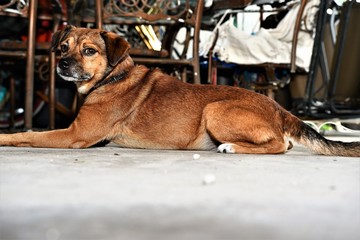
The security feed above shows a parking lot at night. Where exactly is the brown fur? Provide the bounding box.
[1,26,359,157]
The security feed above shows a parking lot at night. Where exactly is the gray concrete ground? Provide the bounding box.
[0,137,359,240]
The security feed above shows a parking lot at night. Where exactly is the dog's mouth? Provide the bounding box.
[56,66,92,82]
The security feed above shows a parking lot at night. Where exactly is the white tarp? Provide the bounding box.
[200,0,319,72]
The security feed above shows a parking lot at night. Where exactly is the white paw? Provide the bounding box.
[217,143,236,154]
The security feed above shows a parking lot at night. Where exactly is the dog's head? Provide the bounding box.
[51,25,133,94]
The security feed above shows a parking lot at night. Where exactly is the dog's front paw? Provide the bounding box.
[217,143,236,154]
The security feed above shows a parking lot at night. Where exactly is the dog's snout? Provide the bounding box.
[59,58,76,70]
[59,58,74,70]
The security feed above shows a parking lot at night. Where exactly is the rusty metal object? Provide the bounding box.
[291,0,308,73]
[0,0,28,16]
[103,0,193,23]
[49,14,62,129]
[95,0,204,84]
[24,0,38,130]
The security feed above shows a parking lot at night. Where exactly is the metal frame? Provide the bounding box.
[303,0,330,117]
[25,0,38,129]
[0,0,37,129]
[327,0,360,115]
[303,0,360,117]
[0,0,65,129]
[207,0,312,93]
[94,0,204,84]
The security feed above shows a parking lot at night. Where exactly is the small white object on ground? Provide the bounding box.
[193,153,201,160]
[202,174,216,185]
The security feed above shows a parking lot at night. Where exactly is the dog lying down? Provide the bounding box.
[0,26,359,157]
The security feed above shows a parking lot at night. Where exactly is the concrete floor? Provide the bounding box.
[0,137,359,240]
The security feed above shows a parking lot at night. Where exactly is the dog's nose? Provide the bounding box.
[59,59,70,69]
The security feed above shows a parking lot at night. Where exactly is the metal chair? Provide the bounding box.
[303,0,360,117]
[0,0,38,129]
[207,0,314,97]
[94,0,205,84]
[0,0,64,129]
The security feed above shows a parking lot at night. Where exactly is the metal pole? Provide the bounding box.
[49,15,61,129]
[95,0,103,29]
[25,0,38,129]
[192,0,204,84]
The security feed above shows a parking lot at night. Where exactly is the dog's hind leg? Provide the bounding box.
[217,140,288,154]
[203,100,290,154]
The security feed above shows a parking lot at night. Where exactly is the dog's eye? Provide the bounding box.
[83,48,96,56]
[60,44,68,53]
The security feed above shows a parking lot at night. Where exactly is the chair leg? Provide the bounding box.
[290,0,308,72]
[182,67,187,83]
[95,0,103,29]
[9,76,15,129]
[49,51,56,129]
[49,14,61,129]
[24,0,38,130]
[192,0,204,84]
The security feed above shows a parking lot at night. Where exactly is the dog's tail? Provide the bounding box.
[284,114,360,157]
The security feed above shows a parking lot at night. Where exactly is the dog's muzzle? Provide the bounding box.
[57,58,91,82]
[59,58,73,71]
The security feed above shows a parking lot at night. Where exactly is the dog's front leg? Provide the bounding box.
[0,124,105,148]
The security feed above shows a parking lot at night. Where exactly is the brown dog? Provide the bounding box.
[0,26,359,157]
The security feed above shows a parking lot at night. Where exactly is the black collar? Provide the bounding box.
[87,71,129,95]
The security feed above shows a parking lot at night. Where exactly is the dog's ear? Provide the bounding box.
[100,31,130,67]
[51,25,75,52]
